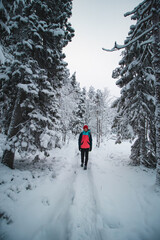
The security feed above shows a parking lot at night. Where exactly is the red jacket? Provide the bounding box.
[78,130,92,150]
[81,134,90,148]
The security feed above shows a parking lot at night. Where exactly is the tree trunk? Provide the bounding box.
[130,138,140,166]
[96,116,100,148]
[62,128,67,143]
[1,90,24,169]
[140,118,147,165]
[153,1,160,185]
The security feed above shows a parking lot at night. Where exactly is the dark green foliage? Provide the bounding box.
[111,0,159,168]
[0,0,74,167]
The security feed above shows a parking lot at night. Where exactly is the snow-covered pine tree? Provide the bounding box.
[0,0,74,168]
[152,0,160,185]
[0,0,10,37]
[112,47,155,166]
[59,72,78,142]
[86,86,114,144]
[102,88,114,139]
[87,86,97,132]
[0,0,9,66]
[72,87,86,135]
[82,87,88,124]
[60,72,89,138]
[95,90,103,147]
[0,0,10,120]
[60,80,114,142]
[103,0,159,173]
[95,89,112,147]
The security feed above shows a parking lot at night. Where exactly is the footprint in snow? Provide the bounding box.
[41,197,50,206]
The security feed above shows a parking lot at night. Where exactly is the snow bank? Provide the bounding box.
[90,140,160,240]
[0,137,160,240]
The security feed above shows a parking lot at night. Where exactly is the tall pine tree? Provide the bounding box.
[0,0,74,168]
[103,0,160,184]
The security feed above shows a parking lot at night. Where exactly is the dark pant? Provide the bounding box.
[81,148,89,166]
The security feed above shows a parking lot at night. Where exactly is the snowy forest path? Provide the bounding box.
[1,139,160,240]
[5,139,103,240]
[31,143,79,240]
[31,142,103,240]
[68,159,103,240]
[3,141,79,240]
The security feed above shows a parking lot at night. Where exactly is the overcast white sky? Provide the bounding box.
[64,0,142,97]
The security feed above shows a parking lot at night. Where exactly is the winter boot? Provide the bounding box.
[81,163,83,167]
[84,165,87,170]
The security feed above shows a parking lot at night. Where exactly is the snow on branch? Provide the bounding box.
[131,13,153,40]
[0,45,5,64]
[139,1,152,17]
[102,25,154,52]
[124,0,148,17]
[140,37,154,47]
[148,46,154,57]
[0,21,10,34]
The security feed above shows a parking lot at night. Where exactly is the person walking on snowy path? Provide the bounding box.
[78,125,92,170]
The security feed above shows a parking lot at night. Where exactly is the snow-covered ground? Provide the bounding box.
[0,135,160,240]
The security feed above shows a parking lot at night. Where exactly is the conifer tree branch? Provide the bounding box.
[124,0,149,17]
[131,13,153,40]
[102,25,154,52]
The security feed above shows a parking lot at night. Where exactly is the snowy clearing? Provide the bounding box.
[0,136,160,240]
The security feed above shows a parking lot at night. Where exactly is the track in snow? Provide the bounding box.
[2,140,160,240]
[32,153,103,240]
[68,159,103,240]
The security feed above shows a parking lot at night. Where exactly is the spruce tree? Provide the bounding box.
[0,0,74,168]
[87,86,96,132]
[72,88,86,135]
[103,0,159,175]
[59,72,78,142]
